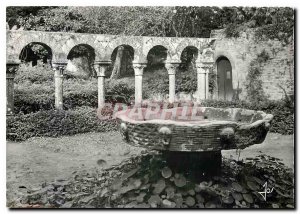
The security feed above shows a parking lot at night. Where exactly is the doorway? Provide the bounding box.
[217,57,233,101]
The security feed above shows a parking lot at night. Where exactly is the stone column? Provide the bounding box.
[196,63,211,102]
[205,66,210,99]
[94,61,111,109]
[165,62,179,103]
[132,63,146,105]
[6,63,19,115]
[52,62,67,110]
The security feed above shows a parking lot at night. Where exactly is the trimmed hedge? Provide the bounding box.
[143,69,169,97]
[6,106,117,141]
[143,68,198,98]
[14,84,55,113]
[7,98,293,142]
[14,79,135,114]
[175,70,197,94]
[197,99,294,135]
[15,63,54,84]
[12,64,293,137]
[139,99,294,135]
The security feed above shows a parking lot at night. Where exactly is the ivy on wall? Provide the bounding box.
[224,23,247,38]
[224,24,293,44]
[245,50,270,103]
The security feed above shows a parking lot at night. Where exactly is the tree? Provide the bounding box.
[6,6,57,29]
[7,6,294,39]
[170,6,223,37]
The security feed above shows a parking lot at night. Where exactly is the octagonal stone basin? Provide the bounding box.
[115,107,273,152]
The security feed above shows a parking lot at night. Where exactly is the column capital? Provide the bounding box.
[52,62,67,77]
[52,62,67,70]
[132,62,147,76]
[93,60,112,66]
[196,62,213,74]
[94,60,111,77]
[196,62,213,68]
[6,63,19,78]
[165,62,180,75]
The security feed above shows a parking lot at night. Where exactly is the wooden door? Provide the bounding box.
[217,58,233,100]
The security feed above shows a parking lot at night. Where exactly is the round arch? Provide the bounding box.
[19,42,53,66]
[105,40,139,62]
[66,44,96,78]
[179,46,199,72]
[214,51,236,71]
[143,43,173,62]
[142,45,169,100]
[216,56,234,101]
[145,45,168,71]
[108,44,135,78]
[67,44,96,61]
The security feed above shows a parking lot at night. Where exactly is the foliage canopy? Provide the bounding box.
[7,6,294,39]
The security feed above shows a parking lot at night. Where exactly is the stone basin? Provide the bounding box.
[115,107,273,152]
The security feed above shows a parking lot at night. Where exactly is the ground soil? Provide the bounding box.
[6,131,294,205]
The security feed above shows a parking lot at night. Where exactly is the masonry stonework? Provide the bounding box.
[6,30,216,112]
[7,30,215,64]
[6,29,294,112]
[211,29,294,100]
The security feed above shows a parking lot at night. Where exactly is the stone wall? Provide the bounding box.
[211,29,294,100]
[7,29,294,102]
[7,30,215,64]
[7,30,217,111]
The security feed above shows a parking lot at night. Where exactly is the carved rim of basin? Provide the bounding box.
[115,107,274,152]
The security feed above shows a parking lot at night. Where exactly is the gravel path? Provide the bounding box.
[6,131,144,204]
[222,133,294,169]
[6,131,293,205]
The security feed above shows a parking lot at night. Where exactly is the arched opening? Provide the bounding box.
[16,42,54,114]
[179,46,198,73]
[175,46,198,98]
[145,45,168,73]
[217,56,233,101]
[67,44,96,78]
[108,45,134,79]
[143,45,168,100]
[19,42,52,66]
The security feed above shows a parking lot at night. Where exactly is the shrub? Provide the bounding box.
[106,79,135,104]
[63,78,98,109]
[224,23,241,38]
[255,23,294,43]
[15,63,54,84]
[200,99,294,135]
[175,70,197,94]
[139,99,294,135]
[6,106,117,141]
[14,83,55,114]
[14,78,135,113]
[143,68,198,98]
[256,49,270,63]
[63,79,135,108]
[143,69,169,97]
